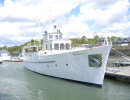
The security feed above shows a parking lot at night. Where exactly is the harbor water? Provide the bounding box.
[0,62,130,100]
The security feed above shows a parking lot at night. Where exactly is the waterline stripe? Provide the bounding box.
[31,61,55,63]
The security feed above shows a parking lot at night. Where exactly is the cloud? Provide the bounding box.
[103,21,130,36]
[0,0,129,47]
[87,0,120,7]
[0,35,31,47]
[61,15,89,37]
[80,0,129,27]
[0,22,20,36]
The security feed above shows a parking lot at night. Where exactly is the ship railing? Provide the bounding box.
[23,45,43,53]
[104,37,111,46]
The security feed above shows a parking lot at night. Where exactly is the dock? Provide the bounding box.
[10,59,23,62]
[105,66,130,83]
[112,61,130,67]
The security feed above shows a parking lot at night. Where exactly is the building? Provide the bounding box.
[114,37,130,46]
[82,35,87,41]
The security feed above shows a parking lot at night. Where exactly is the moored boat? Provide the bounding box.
[23,20,112,86]
[0,51,11,61]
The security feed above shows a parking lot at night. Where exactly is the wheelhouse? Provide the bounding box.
[43,30,71,51]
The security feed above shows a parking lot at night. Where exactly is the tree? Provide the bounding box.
[111,36,117,45]
[82,36,87,43]
[31,39,34,45]
[94,35,100,40]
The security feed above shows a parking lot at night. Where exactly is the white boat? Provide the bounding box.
[0,51,11,61]
[23,22,112,86]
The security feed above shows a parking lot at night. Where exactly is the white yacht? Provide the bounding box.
[0,51,11,61]
[24,22,112,86]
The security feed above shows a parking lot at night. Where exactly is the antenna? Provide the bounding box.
[38,19,41,46]
[49,8,52,27]
[49,7,58,32]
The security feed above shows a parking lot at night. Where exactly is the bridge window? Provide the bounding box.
[49,35,53,39]
[55,35,58,39]
[60,43,64,50]
[59,35,62,39]
[54,43,59,50]
[66,43,70,50]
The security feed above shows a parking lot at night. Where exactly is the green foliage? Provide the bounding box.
[71,35,117,47]
[71,38,97,47]
[7,45,24,53]
[87,39,97,45]
[4,39,43,54]
[111,36,117,45]
[94,35,100,40]
[0,46,6,50]
[71,38,87,46]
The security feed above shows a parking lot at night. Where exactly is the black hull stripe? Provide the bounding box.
[31,61,55,63]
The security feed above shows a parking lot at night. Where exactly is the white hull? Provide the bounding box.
[24,45,112,86]
[0,56,11,61]
[19,57,25,60]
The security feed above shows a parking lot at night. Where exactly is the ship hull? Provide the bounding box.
[24,45,112,86]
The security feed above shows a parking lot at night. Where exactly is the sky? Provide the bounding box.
[0,0,130,47]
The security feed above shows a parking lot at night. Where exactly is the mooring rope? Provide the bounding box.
[94,47,130,74]
[112,48,130,59]
[5,87,21,100]
[0,86,21,100]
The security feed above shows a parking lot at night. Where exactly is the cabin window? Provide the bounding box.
[49,35,53,39]
[54,43,59,50]
[66,43,70,50]
[55,35,58,39]
[60,43,64,50]
[59,35,62,39]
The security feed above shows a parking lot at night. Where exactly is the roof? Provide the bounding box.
[44,30,63,36]
[114,37,130,44]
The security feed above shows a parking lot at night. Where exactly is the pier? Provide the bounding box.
[112,61,130,67]
[105,66,130,83]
